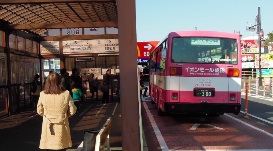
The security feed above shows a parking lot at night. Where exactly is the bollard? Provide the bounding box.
[243,81,246,91]
[255,77,258,96]
[248,76,251,93]
[271,79,273,98]
[263,79,266,97]
[245,82,249,117]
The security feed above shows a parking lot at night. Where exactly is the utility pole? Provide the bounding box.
[257,7,263,87]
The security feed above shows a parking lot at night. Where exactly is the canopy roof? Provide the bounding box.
[0,0,118,36]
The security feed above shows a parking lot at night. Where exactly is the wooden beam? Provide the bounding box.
[41,34,118,41]
[117,0,140,150]
[0,0,115,4]
[9,22,118,30]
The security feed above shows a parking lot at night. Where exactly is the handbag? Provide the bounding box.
[83,130,99,151]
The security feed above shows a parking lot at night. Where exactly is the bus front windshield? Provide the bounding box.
[171,37,238,64]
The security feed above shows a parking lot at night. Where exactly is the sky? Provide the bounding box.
[136,0,273,41]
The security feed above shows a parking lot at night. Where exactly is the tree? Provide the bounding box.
[264,32,273,46]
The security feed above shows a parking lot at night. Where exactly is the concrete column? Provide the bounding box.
[117,0,140,150]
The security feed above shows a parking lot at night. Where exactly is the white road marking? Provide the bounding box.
[143,102,170,151]
[112,103,119,115]
[205,124,224,130]
[190,123,200,130]
[190,123,224,130]
[240,111,273,125]
[225,114,273,138]
[96,104,106,116]
[143,97,273,150]
[79,104,94,116]
[75,141,122,151]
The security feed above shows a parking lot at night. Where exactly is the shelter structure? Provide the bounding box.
[0,0,140,150]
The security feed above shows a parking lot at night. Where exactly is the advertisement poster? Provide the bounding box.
[254,54,273,68]
[241,39,265,53]
[81,68,101,76]
[40,41,60,54]
[63,39,119,54]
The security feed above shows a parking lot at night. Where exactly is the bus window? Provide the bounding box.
[171,37,238,64]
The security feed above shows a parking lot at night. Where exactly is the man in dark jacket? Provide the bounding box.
[60,68,71,95]
[30,74,41,111]
[102,69,111,103]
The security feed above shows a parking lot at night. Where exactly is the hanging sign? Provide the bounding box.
[63,39,119,54]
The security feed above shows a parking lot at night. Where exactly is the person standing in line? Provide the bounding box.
[60,68,71,96]
[88,73,98,99]
[102,69,111,103]
[37,72,77,151]
[30,74,41,111]
[70,68,83,99]
[71,83,82,110]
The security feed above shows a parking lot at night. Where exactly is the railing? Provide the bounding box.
[77,117,112,151]
[241,72,273,98]
[242,70,256,79]
[95,117,112,151]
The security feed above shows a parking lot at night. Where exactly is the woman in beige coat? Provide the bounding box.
[37,72,77,151]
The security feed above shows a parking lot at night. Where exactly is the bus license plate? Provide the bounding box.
[194,89,215,97]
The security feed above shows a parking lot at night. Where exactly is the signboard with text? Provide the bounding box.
[254,54,273,68]
[63,39,119,54]
[241,39,265,53]
[256,69,273,77]
[137,41,159,59]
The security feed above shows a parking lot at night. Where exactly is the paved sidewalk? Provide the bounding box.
[0,95,122,151]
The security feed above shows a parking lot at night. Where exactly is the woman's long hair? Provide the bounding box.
[44,72,64,94]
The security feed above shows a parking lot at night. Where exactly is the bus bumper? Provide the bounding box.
[164,103,241,115]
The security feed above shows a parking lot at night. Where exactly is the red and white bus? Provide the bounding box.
[149,31,241,116]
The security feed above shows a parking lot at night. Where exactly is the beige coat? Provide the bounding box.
[37,90,77,150]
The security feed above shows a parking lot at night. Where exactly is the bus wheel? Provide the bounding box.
[157,102,165,116]
[151,98,155,104]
